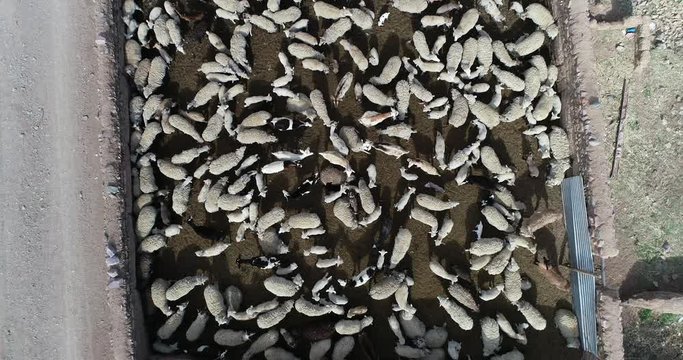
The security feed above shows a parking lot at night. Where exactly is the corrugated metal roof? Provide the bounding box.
[562,176,598,356]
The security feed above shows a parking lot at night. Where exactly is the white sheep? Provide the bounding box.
[434,216,454,246]
[484,246,512,275]
[496,313,527,344]
[214,329,253,346]
[535,132,551,158]
[335,316,373,335]
[468,99,502,128]
[506,31,546,57]
[236,128,278,144]
[479,0,504,22]
[362,84,396,107]
[482,316,502,356]
[491,349,524,360]
[453,8,479,40]
[438,295,474,330]
[416,194,459,211]
[185,311,208,342]
[356,179,376,214]
[546,158,571,187]
[194,242,229,258]
[157,302,188,340]
[258,228,289,255]
[247,14,278,33]
[394,282,417,315]
[264,347,298,360]
[295,297,339,317]
[395,345,430,358]
[421,14,452,27]
[172,180,191,215]
[410,78,434,102]
[396,187,416,211]
[203,283,229,325]
[378,123,416,140]
[460,38,478,76]
[480,284,504,301]
[555,309,580,348]
[549,126,570,160]
[256,299,294,329]
[246,299,280,316]
[389,227,412,269]
[279,212,322,233]
[427,258,458,285]
[492,65,525,92]
[204,177,228,213]
[414,58,445,73]
[506,234,537,253]
[136,205,157,239]
[504,258,523,302]
[264,275,303,297]
[224,285,242,312]
[447,282,479,312]
[143,56,167,98]
[287,43,323,61]
[157,159,188,181]
[302,58,330,73]
[217,191,253,212]
[369,56,402,85]
[515,299,546,330]
[166,275,208,301]
[313,1,345,19]
[392,0,428,13]
[264,6,302,25]
[321,18,352,45]
[310,339,332,360]
[151,278,173,316]
[209,147,246,175]
[410,207,439,237]
[339,39,368,72]
[331,336,355,360]
[492,40,520,67]
[339,126,371,153]
[369,271,405,300]
[481,205,514,232]
[242,329,279,360]
[316,255,344,268]
[140,234,167,253]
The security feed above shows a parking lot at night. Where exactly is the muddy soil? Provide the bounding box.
[136,0,579,358]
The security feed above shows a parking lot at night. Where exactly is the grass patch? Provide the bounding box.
[639,308,653,322]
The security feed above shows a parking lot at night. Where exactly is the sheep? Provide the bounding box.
[339,126,372,153]
[407,158,440,176]
[389,227,412,269]
[217,191,253,212]
[546,158,570,187]
[125,39,141,67]
[396,187,416,211]
[370,56,402,85]
[140,234,167,253]
[333,72,354,106]
[264,348,298,360]
[214,0,249,13]
[447,282,479,312]
[479,0,504,22]
[410,207,439,237]
[331,336,355,360]
[151,278,173,316]
[362,84,396,107]
[484,246,512,275]
[316,255,344,268]
[295,297,339,317]
[357,179,376,214]
[339,40,368,72]
[157,302,188,340]
[423,326,448,349]
[287,43,324,61]
[410,78,435,102]
[358,109,398,127]
[480,316,502,356]
[491,65,525,92]
[168,114,203,143]
[313,1,345,19]
[506,31,546,57]
[392,0,428,13]
[496,313,527,344]
[258,228,289,255]
[321,18,352,45]
[504,258,523,302]
[247,14,278,33]
[398,311,426,339]
[416,194,459,211]
[414,58,445,73]
[378,123,415,140]
[421,15,452,27]
[166,275,208,301]
[185,311,208,342]
[280,212,322,233]
[515,300,547,330]
[144,56,167,98]
[393,282,417,315]
[387,313,406,344]
[395,80,411,119]
[332,198,358,230]
[549,126,570,160]
[453,8,479,40]
[448,89,469,128]
[156,159,187,181]
[369,271,405,300]
[535,132,551,158]
[209,147,246,176]
[481,205,515,232]
[395,345,430,358]
[136,205,157,239]
[554,309,580,348]
[320,151,353,176]
[335,316,373,335]
[302,58,330,73]
[506,234,536,254]
[263,275,303,297]
[310,339,332,360]
[214,329,253,346]
[256,299,294,329]
[434,216,454,246]
[460,38,478,75]
[193,241,229,258]
[468,99,502,128]
[429,257,459,283]
[492,40,520,68]
[491,349,524,360]
[203,177,227,213]
[438,295,474,330]
[264,6,302,25]
[242,329,279,360]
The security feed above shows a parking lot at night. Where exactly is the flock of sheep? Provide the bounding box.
[123,0,580,358]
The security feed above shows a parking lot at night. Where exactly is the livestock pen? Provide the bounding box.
[109,0,619,358]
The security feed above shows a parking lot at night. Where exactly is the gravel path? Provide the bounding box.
[633,0,683,49]
[0,1,120,359]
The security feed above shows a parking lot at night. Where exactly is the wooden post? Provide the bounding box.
[610,79,629,178]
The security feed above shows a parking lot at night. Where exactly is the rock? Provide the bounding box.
[615,43,625,52]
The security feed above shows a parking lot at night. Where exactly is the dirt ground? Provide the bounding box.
[136,0,580,358]
[590,5,683,358]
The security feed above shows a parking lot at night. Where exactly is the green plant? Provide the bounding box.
[639,308,653,322]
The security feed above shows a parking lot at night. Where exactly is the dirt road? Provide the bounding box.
[0,0,123,359]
